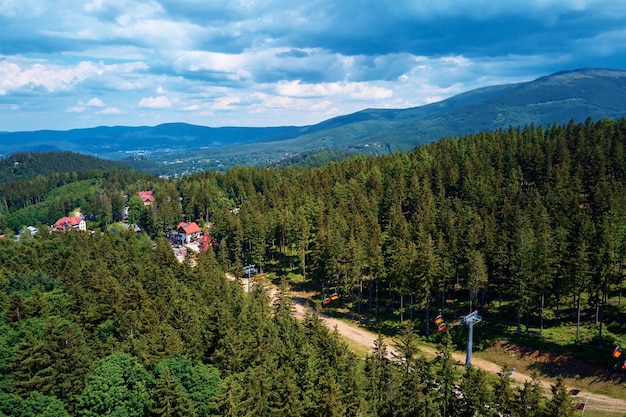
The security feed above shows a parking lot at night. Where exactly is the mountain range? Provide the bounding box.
[2,67,626,174]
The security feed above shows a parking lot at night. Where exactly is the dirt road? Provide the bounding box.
[306,302,626,413]
[230,275,626,413]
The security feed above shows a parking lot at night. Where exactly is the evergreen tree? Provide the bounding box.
[493,366,516,416]
[153,354,222,417]
[434,331,458,417]
[458,366,494,417]
[544,376,574,417]
[151,368,196,417]
[515,373,544,417]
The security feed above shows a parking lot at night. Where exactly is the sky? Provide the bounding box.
[1,0,626,132]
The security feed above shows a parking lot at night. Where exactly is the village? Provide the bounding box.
[14,190,211,262]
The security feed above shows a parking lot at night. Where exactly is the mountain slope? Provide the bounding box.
[0,151,137,184]
[283,68,626,152]
[1,68,625,172]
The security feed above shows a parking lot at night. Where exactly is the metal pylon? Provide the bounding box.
[462,310,482,367]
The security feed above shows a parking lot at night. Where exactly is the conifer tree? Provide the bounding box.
[434,330,458,417]
[458,366,494,417]
[544,376,575,417]
[515,373,544,417]
[151,368,197,417]
[493,365,516,416]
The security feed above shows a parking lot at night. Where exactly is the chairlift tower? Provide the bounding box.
[462,310,482,367]
[243,264,257,293]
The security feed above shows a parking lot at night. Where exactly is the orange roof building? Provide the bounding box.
[137,191,155,204]
[177,222,201,235]
[167,221,203,245]
[54,216,86,232]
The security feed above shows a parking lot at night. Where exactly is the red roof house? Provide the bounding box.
[137,191,155,205]
[54,216,86,232]
[177,221,201,234]
[171,222,202,244]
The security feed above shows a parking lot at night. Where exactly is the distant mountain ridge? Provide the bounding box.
[0,124,299,156]
[2,68,626,173]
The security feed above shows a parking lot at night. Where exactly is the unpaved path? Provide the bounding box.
[229,275,626,413]
[308,302,626,413]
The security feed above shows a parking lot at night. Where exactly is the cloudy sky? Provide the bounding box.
[1,0,626,132]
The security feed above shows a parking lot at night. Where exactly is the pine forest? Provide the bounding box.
[1,118,626,416]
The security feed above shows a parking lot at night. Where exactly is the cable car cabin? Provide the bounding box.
[434,315,444,325]
[437,323,447,332]
[613,345,622,358]
[330,293,339,301]
[323,297,331,305]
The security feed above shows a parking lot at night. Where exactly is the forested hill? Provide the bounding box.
[0,151,135,184]
[0,152,153,231]
[2,118,626,415]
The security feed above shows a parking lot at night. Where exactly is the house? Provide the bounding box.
[137,191,155,205]
[53,216,86,232]
[177,221,202,243]
[168,221,202,245]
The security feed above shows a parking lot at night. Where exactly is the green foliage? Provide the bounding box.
[12,316,92,411]
[5,272,57,296]
[75,352,154,417]
[153,354,221,416]
[0,152,134,185]
[127,195,144,225]
[545,376,575,417]
[0,391,70,417]
[3,116,626,415]
[151,368,196,417]
[274,150,361,168]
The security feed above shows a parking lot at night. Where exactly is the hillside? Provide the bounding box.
[0,152,152,231]
[0,151,136,184]
[1,68,626,175]
[281,68,626,153]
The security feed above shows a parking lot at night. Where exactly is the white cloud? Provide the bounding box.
[66,97,103,112]
[138,96,172,108]
[87,97,105,107]
[173,50,252,80]
[211,96,241,110]
[275,80,393,100]
[0,59,152,96]
[99,107,122,114]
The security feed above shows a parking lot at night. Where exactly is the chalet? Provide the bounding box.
[137,191,155,205]
[168,221,202,245]
[53,216,86,232]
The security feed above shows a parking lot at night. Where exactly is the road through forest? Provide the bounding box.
[230,274,626,413]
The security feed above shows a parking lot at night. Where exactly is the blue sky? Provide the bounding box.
[1,0,626,131]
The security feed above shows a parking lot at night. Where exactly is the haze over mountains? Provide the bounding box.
[2,68,626,174]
